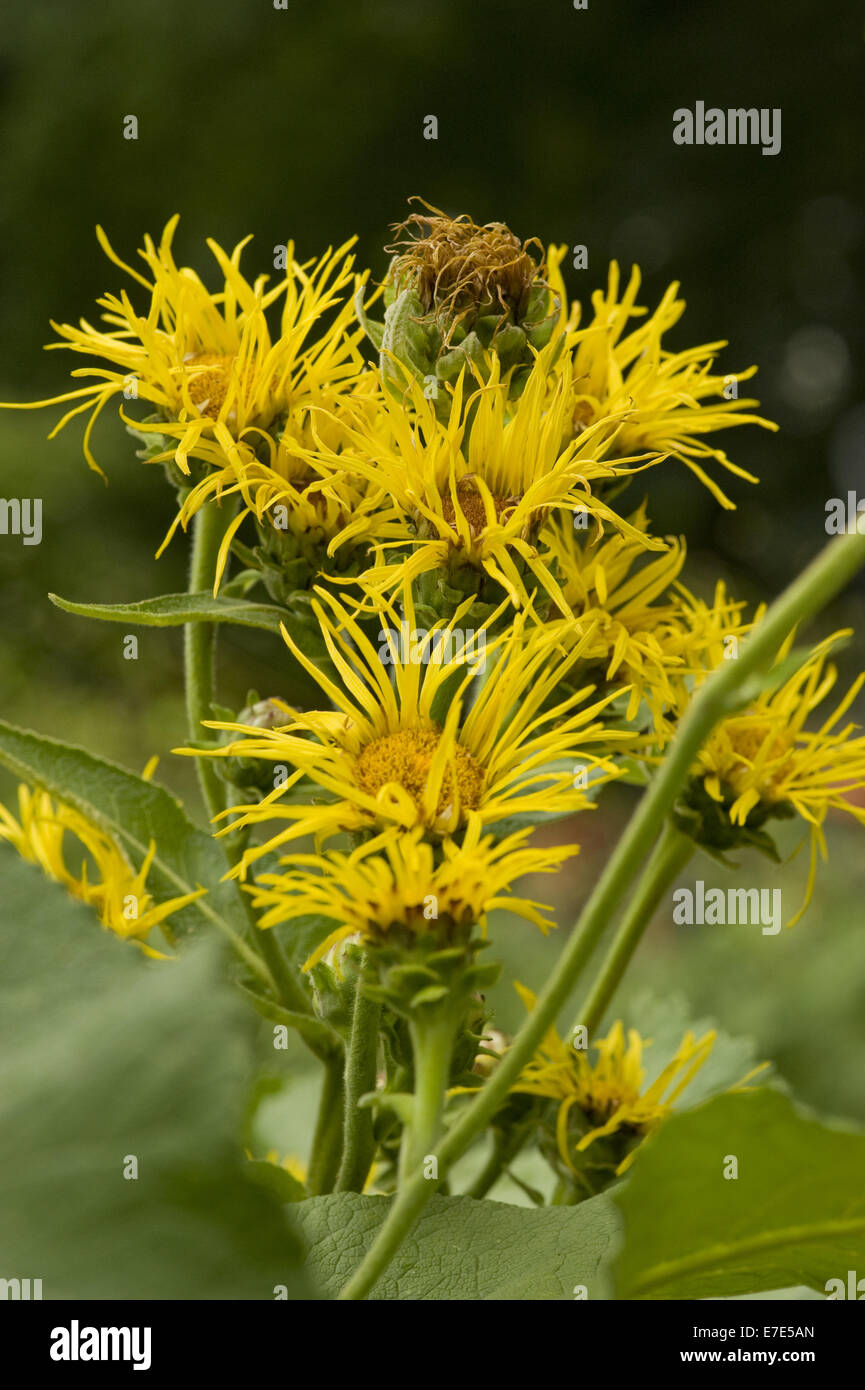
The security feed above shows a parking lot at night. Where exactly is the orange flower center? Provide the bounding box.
[354,727,484,820]
[185,352,257,420]
[439,476,521,539]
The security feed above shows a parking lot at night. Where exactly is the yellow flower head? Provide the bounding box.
[546,250,777,508]
[0,783,205,955]
[250,822,578,968]
[544,506,756,739]
[312,352,665,615]
[684,631,865,920]
[511,983,717,1175]
[181,581,633,874]
[157,374,387,594]
[2,217,366,476]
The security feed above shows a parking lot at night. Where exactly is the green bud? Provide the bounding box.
[358,201,560,402]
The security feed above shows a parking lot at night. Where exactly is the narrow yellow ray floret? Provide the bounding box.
[249,822,578,968]
[687,631,865,919]
[155,373,388,592]
[0,783,205,955]
[546,250,777,508]
[308,352,666,614]
[510,983,718,1174]
[178,581,634,874]
[544,506,759,738]
[0,217,367,476]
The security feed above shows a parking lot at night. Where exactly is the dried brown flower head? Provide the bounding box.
[386,198,548,338]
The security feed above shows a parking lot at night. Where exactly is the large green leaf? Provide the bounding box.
[614,1089,865,1299]
[294,1190,619,1299]
[49,590,287,633]
[0,855,313,1298]
[0,718,267,981]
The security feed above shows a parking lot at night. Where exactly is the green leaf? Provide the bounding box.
[237,983,341,1054]
[381,287,433,384]
[613,1089,865,1299]
[0,855,313,1298]
[353,284,385,352]
[294,1190,619,1299]
[246,1159,307,1204]
[0,717,270,984]
[49,590,288,634]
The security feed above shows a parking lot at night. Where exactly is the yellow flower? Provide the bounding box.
[313,352,665,615]
[0,783,205,954]
[685,631,865,920]
[546,250,777,508]
[249,822,578,968]
[544,506,758,739]
[180,581,633,874]
[510,983,717,1174]
[157,372,387,593]
[1,217,366,476]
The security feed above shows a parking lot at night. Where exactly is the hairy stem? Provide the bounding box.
[307,1056,345,1197]
[338,526,865,1300]
[185,502,228,824]
[336,971,382,1193]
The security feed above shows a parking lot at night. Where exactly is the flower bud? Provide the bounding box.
[356,200,560,407]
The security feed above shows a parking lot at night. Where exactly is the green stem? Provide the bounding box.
[400,1008,456,1184]
[339,1007,455,1300]
[178,501,283,992]
[185,503,226,823]
[255,920,318,1019]
[307,1056,345,1196]
[338,526,865,1300]
[336,971,382,1193]
[183,503,333,1054]
[465,1126,530,1201]
[574,821,694,1039]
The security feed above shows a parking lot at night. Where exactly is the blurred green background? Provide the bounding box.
[1,0,864,1132]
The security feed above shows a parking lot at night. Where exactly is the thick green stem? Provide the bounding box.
[574,821,694,1039]
[338,1006,455,1299]
[400,1008,456,1184]
[336,973,382,1193]
[338,526,865,1300]
[185,503,228,823]
[307,1056,345,1196]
